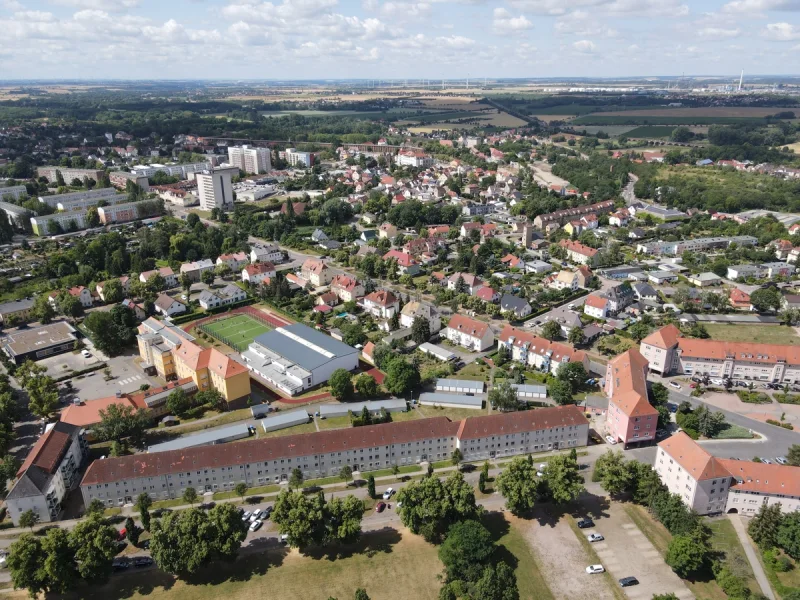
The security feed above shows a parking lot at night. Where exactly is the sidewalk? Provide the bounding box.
[728,514,775,600]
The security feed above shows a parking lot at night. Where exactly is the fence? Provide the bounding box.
[198,321,249,352]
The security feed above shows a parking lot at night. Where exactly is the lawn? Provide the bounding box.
[453,361,492,381]
[78,528,445,600]
[316,416,352,430]
[710,424,755,439]
[200,314,273,352]
[259,421,318,439]
[756,548,800,598]
[702,324,800,345]
[706,519,759,594]
[417,405,489,422]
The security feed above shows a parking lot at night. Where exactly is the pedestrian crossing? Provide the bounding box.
[117,375,142,386]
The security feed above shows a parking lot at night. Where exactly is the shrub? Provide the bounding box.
[715,565,751,599]
[683,427,699,440]
[737,390,771,404]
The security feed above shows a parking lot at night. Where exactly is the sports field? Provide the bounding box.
[201,314,272,351]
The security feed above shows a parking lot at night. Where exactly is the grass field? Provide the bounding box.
[590,107,791,118]
[571,125,639,137]
[572,115,772,126]
[701,324,800,345]
[625,125,676,138]
[707,519,759,594]
[201,314,272,351]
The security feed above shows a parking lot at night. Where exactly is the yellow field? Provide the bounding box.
[784,141,800,153]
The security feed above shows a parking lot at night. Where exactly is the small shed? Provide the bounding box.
[510,383,547,400]
[261,409,310,433]
[435,379,485,394]
[419,392,484,410]
[419,343,456,362]
[250,403,276,419]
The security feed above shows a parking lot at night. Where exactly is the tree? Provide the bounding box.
[556,362,587,394]
[777,511,800,559]
[439,521,495,583]
[354,590,371,600]
[166,387,192,417]
[788,444,800,467]
[288,468,304,490]
[26,375,59,420]
[650,382,670,407]
[666,528,710,577]
[201,270,215,286]
[329,369,354,401]
[495,456,539,515]
[384,358,420,396]
[549,379,574,406]
[86,207,100,228]
[84,311,133,356]
[541,453,584,504]
[94,403,149,448]
[195,389,225,411]
[488,380,519,412]
[55,293,82,320]
[215,263,232,279]
[136,493,152,531]
[396,472,481,542]
[628,321,651,343]
[748,502,784,549]
[69,515,118,582]
[470,561,519,600]
[271,490,327,548]
[15,360,46,388]
[85,498,106,517]
[7,534,46,598]
[451,448,463,467]
[18,509,39,531]
[339,465,353,484]
[392,463,400,479]
[234,482,248,501]
[182,486,198,506]
[541,321,561,341]
[124,517,140,546]
[31,295,56,324]
[101,278,124,304]
[568,326,586,346]
[355,374,379,398]
[325,495,365,545]
[411,316,431,344]
[750,287,782,313]
[367,474,376,499]
[594,450,631,496]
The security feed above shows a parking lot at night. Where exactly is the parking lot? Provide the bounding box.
[590,503,692,600]
[38,349,102,379]
[68,349,163,400]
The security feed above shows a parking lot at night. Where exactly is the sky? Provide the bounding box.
[0,0,798,80]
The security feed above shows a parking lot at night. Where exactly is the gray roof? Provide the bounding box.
[6,471,50,499]
[583,395,609,410]
[436,378,485,392]
[419,392,484,407]
[510,383,547,395]
[252,323,358,372]
[319,399,407,418]
[147,424,251,453]
[0,297,34,314]
[198,290,217,302]
[261,409,310,429]
[1,322,77,357]
[500,294,530,313]
[632,282,658,298]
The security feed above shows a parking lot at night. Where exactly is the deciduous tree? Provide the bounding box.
[396,472,480,542]
[542,453,584,504]
[749,503,784,549]
[488,381,519,412]
[329,369,354,401]
[69,515,118,582]
[594,450,631,496]
[439,521,495,583]
[355,374,378,398]
[495,456,539,515]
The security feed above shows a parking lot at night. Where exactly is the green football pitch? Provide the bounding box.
[201,314,272,351]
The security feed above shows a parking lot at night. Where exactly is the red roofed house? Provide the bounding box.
[68,286,93,308]
[497,325,588,375]
[301,258,332,287]
[363,290,399,319]
[216,252,249,271]
[605,348,658,445]
[501,254,522,269]
[280,202,307,216]
[444,314,495,351]
[330,274,365,302]
[447,272,483,295]
[242,262,276,284]
[559,239,599,266]
[317,292,338,308]
[476,286,500,304]
[140,266,177,289]
[382,250,420,275]
[583,294,609,319]
[729,288,752,311]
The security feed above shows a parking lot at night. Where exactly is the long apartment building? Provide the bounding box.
[636,236,758,256]
[656,432,800,516]
[640,324,800,384]
[38,187,119,208]
[604,349,658,446]
[227,145,271,174]
[37,166,105,183]
[30,212,86,235]
[0,184,28,202]
[130,161,211,179]
[98,200,162,224]
[497,325,588,375]
[79,405,588,506]
[56,194,127,213]
[532,200,615,229]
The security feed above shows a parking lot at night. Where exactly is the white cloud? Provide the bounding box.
[697,26,741,38]
[554,12,617,37]
[52,0,140,10]
[722,0,800,13]
[763,21,800,39]
[492,8,533,34]
[509,0,687,16]
[572,39,596,52]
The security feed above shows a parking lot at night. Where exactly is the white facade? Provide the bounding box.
[285,148,314,168]
[196,169,234,211]
[227,145,271,174]
[443,324,495,352]
[251,245,283,264]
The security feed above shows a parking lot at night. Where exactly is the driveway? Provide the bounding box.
[591,503,693,600]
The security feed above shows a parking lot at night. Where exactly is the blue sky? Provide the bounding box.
[0,0,798,80]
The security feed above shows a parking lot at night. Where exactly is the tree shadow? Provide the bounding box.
[482,511,511,543]
[300,526,402,561]
[63,568,177,599]
[181,545,289,586]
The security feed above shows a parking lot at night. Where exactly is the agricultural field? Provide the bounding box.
[785,141,800,153]
[200,314,273,351]
[570,125,639,137]
[590,107,793,118]
[572,115,774,126]
[624,126,677,138]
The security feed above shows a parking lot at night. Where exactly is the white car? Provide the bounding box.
[669,381,681,390]
[761,458,773,465]
[605,435,617,445]
[538,464,547,471]
[382,488,395,500]
[776,457,788,465]
[586,565,605,574]
[249,519,262,532]
[279,534,289,544]
[81,349,91,358]
[587,533,605,543]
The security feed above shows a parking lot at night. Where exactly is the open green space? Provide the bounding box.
[756,548,800,598]
[702,324,800,345]
[200,314,272,352]
[706,519,759,594]
[572,115,772,126]
[259,421,318,439]
[624,125,677,138]
[417,405,489,422]
[711,423,755,439]
[453,361,492,381]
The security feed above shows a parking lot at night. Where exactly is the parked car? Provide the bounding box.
[587,533,604,542]
[577,518,594,529]
[133,557,154,568]
[605,435,617,445]
[776,457,788,465]
[619,577,639,587]
[81,349,91,358]
[112,558,130,571]
[669,381,681,390]
[279,534,289,545]
[667,403,678,413]
[249,520,262,532]
[586,565,605,574]
[761,458,773,465]
[375,502,386,513]
[383,488,395,500]
[263,506,274,519]
[241,511,251,522]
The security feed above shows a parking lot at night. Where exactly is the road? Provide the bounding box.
[622,173,638,206]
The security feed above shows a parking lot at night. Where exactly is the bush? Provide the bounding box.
[766,419,794,430]
[737,390,772,404]
[715,565,752,599]
[683,427,699,440]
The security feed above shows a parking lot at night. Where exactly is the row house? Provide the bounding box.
[497,325,588,375]
[242,262,276,285]
[443,314,495,351]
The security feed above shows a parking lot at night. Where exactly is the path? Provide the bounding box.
[728,514,775,600]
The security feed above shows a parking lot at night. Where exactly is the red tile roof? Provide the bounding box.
[641,324,681,350]
[498,325,586,364]
[365,290,398,307]
[457,405,586,440]
[606,349,657,418]
[559,239,599,257]
[446,314,491,339]
[382,250,416,267]
[17,423,75,477]
[658,432,730,480]
[584,294,608,309]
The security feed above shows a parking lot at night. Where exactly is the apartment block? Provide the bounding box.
[497,325,588,375]
[227,145,271,174]
[196,169,233,211]
[604,349,658,445]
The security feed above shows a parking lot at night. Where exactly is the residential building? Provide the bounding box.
[241,323,359,396]
[603,282,636,314]
[196,169,234,211]
[0,201,31,229]
[605,349,657,445]
[79,405,588,504]
[96,276,131,302]
[637,236,757,256]
[395,150,433,168]
[476,286,500,304]
[729,288,752,310]
[0,184,28,202]
[363,290,399,320]
[382,250,420,275]
[532,200,615,229]
[400,301,441,333]
[447,272,483,295]
[68,286,93,308]
[37,188,118,208]
[216,252,248,271]
[98,200,161,224]
[197,284,247,310]
[727,262,796,280]
[227,145,271,174]
[378,222,397,239]
[242,262,276,285]
[285,148,315,168]
[108,170,150,192]
[640,324,800,384]
[583,294,609,319]
[655,432,800,516]
[179,259,215,282]
[140,267,177,289]
[500,294,532,319]
[688,272,723,287]
[154,294,186,317]
[1,322,78,364]
[250,245,284,264]
[30,212,86,236]
[36,166,104,183]
[443,314,495,351]
[120,298,146,321]
[498,325,588,375]
[548,270,579,291]
[7,422,87,525]
[330,275,364,303]
[300,258,332,287]
[559,239,599,266]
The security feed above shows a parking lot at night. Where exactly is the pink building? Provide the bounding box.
[604,349,658,446]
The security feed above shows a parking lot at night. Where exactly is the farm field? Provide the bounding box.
[201,314,272,351]
[572,115,773,126]
[571,125,639,136]
[701,324,800,346]
[785,141,800,153]
[590,107,793,118]
[624,125,677,138]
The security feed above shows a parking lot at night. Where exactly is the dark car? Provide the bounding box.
[619,577,639,587]
[263,506,274,519]
[133,557,154,568]
[577,518,594,529]
[112,558,130,572]
[375,502,386,513]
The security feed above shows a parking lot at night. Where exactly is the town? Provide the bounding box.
[0,69,799,600]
